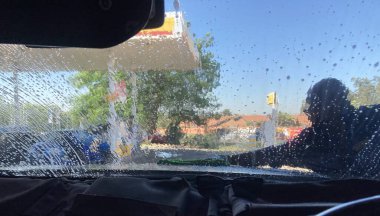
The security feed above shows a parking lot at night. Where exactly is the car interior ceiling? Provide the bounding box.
[1,1,380,216]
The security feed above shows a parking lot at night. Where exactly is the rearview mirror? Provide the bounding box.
[0,0,165,48]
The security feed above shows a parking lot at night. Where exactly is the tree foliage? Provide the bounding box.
[349,76,380,107]
[0,99,71,132]
[278,111,300,127]
[70,33,221,143]
[221,109,232,116]
[299,99,307,114]
[0,100,12,126]
[70,71,110,126]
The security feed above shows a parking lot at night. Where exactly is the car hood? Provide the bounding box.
[0,163,327,181]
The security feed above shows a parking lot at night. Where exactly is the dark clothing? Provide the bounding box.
[229,105,380,176]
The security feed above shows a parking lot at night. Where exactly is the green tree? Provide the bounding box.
[349,76,380,107]
[162,33,221,143]
[299,99,307,114]
[278,111,299,127]
[245,121,254,127]
[70,33,221,144]
[60,111,77,129]
[24,103,49,131]
[221,109,232,116]
[23,103,64,132]
[0,100,12,126]
[210,112,222,120]
[70,71,110,126]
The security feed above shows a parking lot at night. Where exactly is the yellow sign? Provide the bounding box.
[114,141,132,157]
[266,92,276,106]
[138,17,175,36]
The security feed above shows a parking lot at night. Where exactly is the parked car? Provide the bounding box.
[28,130,112,166]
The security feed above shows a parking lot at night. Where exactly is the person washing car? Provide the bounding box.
[85,124,114,164]
[228,78,380,176]
[28,127,113,166]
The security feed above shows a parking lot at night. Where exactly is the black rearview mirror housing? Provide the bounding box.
[0,0,165,48]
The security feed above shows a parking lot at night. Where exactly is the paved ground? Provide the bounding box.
[127,148,230,164]
[133,145,312,174]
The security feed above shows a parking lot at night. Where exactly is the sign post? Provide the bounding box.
[263,92,278,147]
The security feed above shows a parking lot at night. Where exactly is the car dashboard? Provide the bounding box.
[1,168,380,216]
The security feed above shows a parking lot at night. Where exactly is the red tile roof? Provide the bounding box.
[177,114,310,134]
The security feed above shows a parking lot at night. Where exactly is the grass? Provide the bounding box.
[218,142,262,152]
[142,141,267,152]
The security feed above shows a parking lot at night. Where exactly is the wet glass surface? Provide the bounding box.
[0,0,379,179]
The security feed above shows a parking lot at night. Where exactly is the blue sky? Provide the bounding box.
[165,0,380,114]
[2,0,380,116]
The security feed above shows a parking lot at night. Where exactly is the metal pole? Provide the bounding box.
[13,71,20,127]
[273,92,279,145]
[107,56,120,156]
[130,71,140,152]
[272,103,277,145]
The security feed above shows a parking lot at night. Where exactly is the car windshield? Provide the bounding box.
[0,0,379,179]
